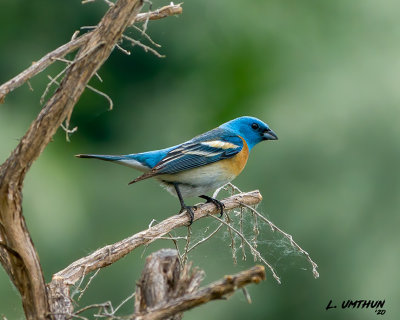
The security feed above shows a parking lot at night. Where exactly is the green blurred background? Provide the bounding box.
[1,0,399,319]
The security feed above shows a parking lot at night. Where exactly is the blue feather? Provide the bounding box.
[142,128,243,176]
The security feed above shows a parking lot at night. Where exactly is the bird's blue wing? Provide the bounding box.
[155,137,243,174]
[129,128,243,183]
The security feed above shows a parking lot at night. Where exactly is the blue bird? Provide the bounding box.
[76,116,278,224]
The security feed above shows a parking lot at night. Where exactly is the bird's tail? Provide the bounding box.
[75,153,150,172]
[76,154,123,161]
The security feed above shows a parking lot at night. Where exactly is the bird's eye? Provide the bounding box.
[251,123,259,130]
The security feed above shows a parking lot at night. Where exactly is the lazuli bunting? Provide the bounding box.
[76,116,278,224]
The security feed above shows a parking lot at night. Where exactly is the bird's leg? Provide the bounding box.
[173,183,195,225]
[199,195,225,217]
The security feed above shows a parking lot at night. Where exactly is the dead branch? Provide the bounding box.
[129,265,266,320]
[51,190,262,287]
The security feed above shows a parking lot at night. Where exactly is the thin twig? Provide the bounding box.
[27,80,34,91]
[71,265,88,300]
[52,57,73,64]
[242,287,252,304]
[86,84,114,110]
[45,75,78,141]
[75,302,111,315]
[115,44,131,55]
[181,226,192,266]
[77,268,101,301]
[239,206,247,261]
[113,292,136,315]
[40,66,69,104]
[209,215,281,284]
[225,212,237,264]
[131,25,161,48]
[60,123,78,141]
[239,203,319,279]
[91,292,136,318]
[251,211,259,262]
[122,35,165,58]
[228,183,243,194]
[187,223,223,253]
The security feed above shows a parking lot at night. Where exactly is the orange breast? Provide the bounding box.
[220,136,249,176]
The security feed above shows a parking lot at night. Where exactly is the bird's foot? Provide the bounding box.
[179,206,196,225]
[199,195,225,217]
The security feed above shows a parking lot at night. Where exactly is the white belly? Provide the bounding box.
[156,162,237,198]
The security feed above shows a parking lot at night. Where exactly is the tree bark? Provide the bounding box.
[131,259,266,320]
[135,249,204,320]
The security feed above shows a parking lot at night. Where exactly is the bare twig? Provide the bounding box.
[225,212,237,264]
[242,287,252,304]
[86,84,114,110]
[181,226,192,266]
[220,183,319,278]
[75,302,111,315]
[239,203,319,279]
[122,34,165,58]
[210,215,281,284]
[187,223,223,253]
[113,292,136,315]
[40,67,69,104]
[251,211,259,261]
[131,25,161,48]
[27,80,34,91]
[116,43,132,55]
[239,207,247,261]
[77,268,101,301]
[82,0,114,6]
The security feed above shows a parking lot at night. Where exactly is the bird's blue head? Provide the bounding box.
[220,116,278,150]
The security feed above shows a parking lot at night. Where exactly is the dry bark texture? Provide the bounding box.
[131,256,266,320]
[135,249,204,320]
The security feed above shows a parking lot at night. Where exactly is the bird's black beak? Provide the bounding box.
[263,129,278,140]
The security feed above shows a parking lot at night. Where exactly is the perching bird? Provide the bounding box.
[76,116,277,224]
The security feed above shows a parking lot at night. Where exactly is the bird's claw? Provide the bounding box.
[199,195,225,217]
[179,206,196,225]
